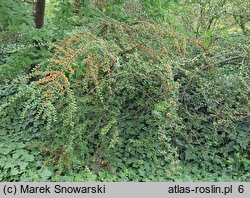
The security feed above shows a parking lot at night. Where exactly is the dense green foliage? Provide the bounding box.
[0,0,249,181]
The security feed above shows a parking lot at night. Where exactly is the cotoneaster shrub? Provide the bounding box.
[0,20,183,180]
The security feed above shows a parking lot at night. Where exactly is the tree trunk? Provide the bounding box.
[25,0,46,75]
[35,0,46,28]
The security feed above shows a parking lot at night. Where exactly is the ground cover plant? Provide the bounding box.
[0,0,249,181]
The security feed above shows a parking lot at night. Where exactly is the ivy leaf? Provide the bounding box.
[0,148,12,155]
[10,168,21,176]
[185,150,197,160]
[22,154,35,162]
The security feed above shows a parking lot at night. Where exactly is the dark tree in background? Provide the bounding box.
[35,0,46,28]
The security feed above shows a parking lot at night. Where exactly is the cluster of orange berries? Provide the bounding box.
[32,33,118,101]
[34,70,70,99]
[48,35,84,74]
